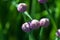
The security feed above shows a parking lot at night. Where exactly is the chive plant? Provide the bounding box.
[11,0,58,40]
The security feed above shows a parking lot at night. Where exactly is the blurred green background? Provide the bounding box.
[0,0,60,40]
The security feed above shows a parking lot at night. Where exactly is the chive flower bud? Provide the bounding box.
[39,18,49,27]
[30,19,40,29]
[17,3,27,12]
[21,22,31,32]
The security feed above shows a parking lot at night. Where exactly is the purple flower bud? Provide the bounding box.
[38,0,47,3]
[30,19,40,29]
[56,29,60,37]
[21,22,31,32]
[39,18,49,27]
[17,3,27,12]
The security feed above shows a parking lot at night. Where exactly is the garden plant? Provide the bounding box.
[0,0,60,40]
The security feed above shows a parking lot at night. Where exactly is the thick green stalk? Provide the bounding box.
[31,0,37,18]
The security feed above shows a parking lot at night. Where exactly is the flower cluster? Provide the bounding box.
[22,18,49,32]
[16,0,49,32]
[16,0,60,40]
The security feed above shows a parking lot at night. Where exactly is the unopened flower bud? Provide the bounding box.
[39,18,49,27]
[56,29,60,37]
[17,3,27,12]
[21,22,31,32]
[30,19,40,29]
[38,0,47,3]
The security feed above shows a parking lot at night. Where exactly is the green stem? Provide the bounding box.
[39,27,44,40]
[24,11,33,20]
[55,37,58,40]
[30,0,36,18]
[44,3,51,15]
[44,3,55,20]
[55,37,60,40]
[29,31,34,40]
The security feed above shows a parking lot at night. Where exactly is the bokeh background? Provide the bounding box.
[0,0,60,40]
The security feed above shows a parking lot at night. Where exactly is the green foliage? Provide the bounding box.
[0,0,60,40]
